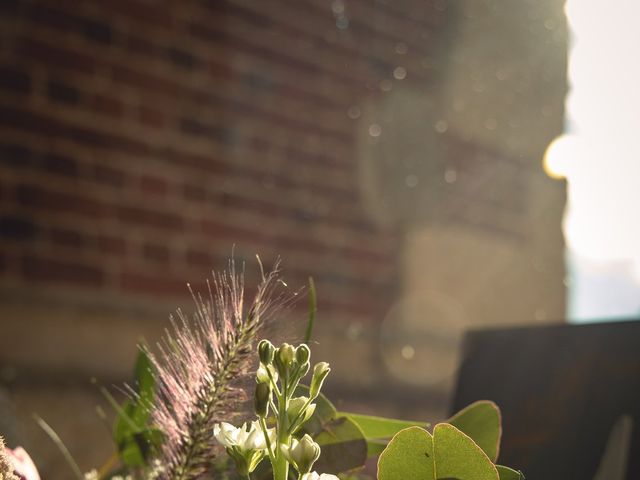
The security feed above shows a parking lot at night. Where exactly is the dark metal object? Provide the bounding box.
[452,320,640,480]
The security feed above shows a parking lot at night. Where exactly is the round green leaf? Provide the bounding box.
[433,423,499,480]
[497,465,525,480]
[447,400,502,462]
[377,426,435,480]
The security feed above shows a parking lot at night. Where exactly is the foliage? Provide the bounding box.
[8,261,524,480]
[377,402,524,480]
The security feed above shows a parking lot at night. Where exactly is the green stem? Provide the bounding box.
[304,276,317,344]
[266,364,281,397]
[287,396,315,435]
[260,416,275,463]
[273,386,290,480]
[97,452,119,479]
[34,415,85,480]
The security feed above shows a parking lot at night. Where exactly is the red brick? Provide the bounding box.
[41,152,78,177]
[166,150,228,176]
[0,142,33,167]
[142,242,170,264]
[119,271,189,297]
[124,33,160,57]
[185,249,214,267]
[118,205,184,230]
[182,184,207,202]
[91,164,125,187]
[139,175,168,196]
[21,254,105,287]
[96,235,127,255]
[106,0,175,29]
[18,37,95,74]
[112,65,179,96]
[0,105,151,156]
[90,94,124,118]
[28,3,113,44]
[138,106,166,128]
[49,227,86,248]
[0,65,31,94]
[0,214,38,241]
[16,184,109,218]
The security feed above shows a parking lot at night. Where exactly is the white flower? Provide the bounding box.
[301,473,340,480]
[213,421,276,474]
[86,472,131,480]
[213,420,274,451]
[280,434,320,474]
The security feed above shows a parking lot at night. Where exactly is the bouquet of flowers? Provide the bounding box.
[0,259,524,480]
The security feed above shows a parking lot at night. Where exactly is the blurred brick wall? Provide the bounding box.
[0,0,441,318]
[0,0,451,475]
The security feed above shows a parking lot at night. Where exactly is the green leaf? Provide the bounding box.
[295,385,367,473]
[377,426,435,480]
[134,348,155,402]
[313,416,368,474]
[119,435,144,466]
[377,424,501,480]
[366,438,388,457]
[113,400,144,466]
[338,412,428,441]
[110,349,160,467]
[497,465,525,480]
[338,412,428,458]
[433,423,499,480]
[295,385,337,435]
[447,400,502,462]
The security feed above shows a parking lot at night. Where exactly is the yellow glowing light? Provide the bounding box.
[543,135,578,180]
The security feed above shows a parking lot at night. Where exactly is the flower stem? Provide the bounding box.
[260,416,275,463]
[273,382,290,480]
[287,396,315,435]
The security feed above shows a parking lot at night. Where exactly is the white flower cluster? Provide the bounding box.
[84,470,131,480]
[213,421,276,475]
[214,421,276,452]
[83,459,163,480]
[213,340,338,480]
[300,473,339,480]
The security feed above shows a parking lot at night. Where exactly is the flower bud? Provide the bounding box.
[287,396,317,426]
[298,361,310,379]
[309,362,330,399]
[258,339,275,365]
[256,364,278,384]
[278,343,295,365]
[274,343,295,376]
[254,382,271,417]
[281,435,321,474]
[295,344,311,364]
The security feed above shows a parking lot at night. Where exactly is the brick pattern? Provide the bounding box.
[0,0,449,321]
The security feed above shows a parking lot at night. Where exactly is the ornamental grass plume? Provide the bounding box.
[147,258,287,480]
